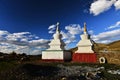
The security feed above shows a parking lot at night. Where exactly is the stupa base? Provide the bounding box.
[42,50,71,62]
[72,53,97,63]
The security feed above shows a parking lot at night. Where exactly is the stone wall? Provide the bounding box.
[97,53,120,64]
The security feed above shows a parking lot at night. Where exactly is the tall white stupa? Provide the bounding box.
[73,23,96,63]
[47,22,65,50]
[75,23,94,53]
[42,22,71,61]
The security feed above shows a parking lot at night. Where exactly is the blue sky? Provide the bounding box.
[0,0,120,54]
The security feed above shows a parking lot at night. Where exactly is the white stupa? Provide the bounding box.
[75,23,94,53]
[42,22,71,61]
[47,22,65,50]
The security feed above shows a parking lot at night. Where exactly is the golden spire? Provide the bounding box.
[84,22,87,32]
[56,22,59,32]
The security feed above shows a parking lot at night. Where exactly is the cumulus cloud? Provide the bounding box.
[89,0,120,16]
[106,21,120,30]
[29,39,50,48]
[90,0,115,16]
[0,30,9,41]
[61,24,82,44]
[65,24,82,35]
[114,0,120,10]
[6,32,31,41]
[0,30,50,55]
[61,31,76,44]
[0,30,9,35]
[0,43,30,54]
[91,29,120,43]
[30,50,42,55]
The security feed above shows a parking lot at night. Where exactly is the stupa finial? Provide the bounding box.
[84,22,87,33]
[56,22,59,32]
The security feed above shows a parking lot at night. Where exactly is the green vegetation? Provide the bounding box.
[0,61,17,71]
[0,60,120,80]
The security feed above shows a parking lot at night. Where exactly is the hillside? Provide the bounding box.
[70,40,120,53]
[107,40,120,51]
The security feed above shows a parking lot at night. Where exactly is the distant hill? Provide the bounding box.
[107,40,120,51]
[70,40,120,53]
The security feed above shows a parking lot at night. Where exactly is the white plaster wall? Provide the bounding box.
[48,46,61,50]
[77,40,92,46]
[76,46,94,53]
[42,51,64,59]
[42,50,72,60]
[81,34,89,40]
[76,34,94,53]
[76,40,94,53]
[48,39,65,50]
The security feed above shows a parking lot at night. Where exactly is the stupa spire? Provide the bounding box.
[84,22,87,33]
[56,22,59,32]
[53,22,60,39]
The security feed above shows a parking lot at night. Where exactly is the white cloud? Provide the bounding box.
[14,46,42,55]
[98,40,112,43]
[6,32,31,41]
[21,38,28,42]
[61,24,82,44]
[91,29,120,43]
[65,24,82,35]
[0,30,9,41]
[29,39,49,43]
[90,0,115,16]
[0,30,9,35]
[48,24,56,34]
[60,31,69,40]
[114,0,120,10]
[0,43,24,53]
[48,30,54,34]
[106,21,120,30]
[61,31,76,44]
[0,30,50,55]
[48,25,56,29]
[30,50,42,55]
[29,39,50,48]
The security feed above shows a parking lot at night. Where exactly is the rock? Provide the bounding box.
[107,70,120,75]
[56,64,104,80]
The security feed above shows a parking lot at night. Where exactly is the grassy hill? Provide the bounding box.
[70,40,120,53]
[107,40,120,51]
